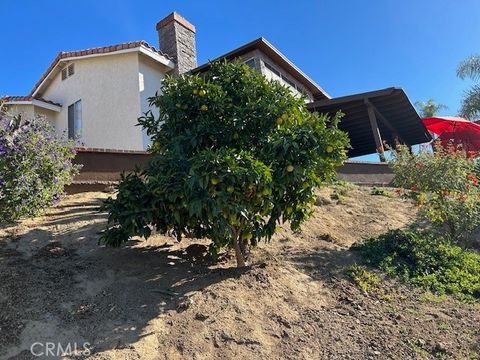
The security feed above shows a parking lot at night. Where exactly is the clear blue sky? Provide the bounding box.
[2,1,479,160]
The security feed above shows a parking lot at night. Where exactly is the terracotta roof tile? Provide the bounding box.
[29,41,172,96]
[4,96,62,107]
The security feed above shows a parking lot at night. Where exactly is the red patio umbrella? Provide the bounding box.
[422,116,480,155]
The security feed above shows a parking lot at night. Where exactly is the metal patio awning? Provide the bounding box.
[308,87,432,159]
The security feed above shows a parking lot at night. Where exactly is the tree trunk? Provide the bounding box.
[232,229,246,268]
[239,236,250,260]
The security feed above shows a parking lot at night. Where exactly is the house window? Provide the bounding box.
[243,58,256,69]
[264,62,281,77]
[264,61,302,92]
[68,100,82,139]
[61,63,75,81]
[282,76,297,89]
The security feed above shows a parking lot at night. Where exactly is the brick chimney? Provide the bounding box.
[156,12,197,76]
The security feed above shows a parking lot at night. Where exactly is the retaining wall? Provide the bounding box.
[67,148,394,193]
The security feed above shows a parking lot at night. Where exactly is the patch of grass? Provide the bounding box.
[353,229,480,301]
[332,180,355,192]
[330,181,355,202]
[410,340,430,359]
[330,191,343,202]
[432,346,449,359]
[437,321,449,331]
[370,186,393,197]
[347,264,381,293]
[318,232,337,243]
[467,351,480,360]
[347,264,395,301]
[418,292,450,303]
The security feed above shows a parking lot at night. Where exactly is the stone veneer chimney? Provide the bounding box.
[156,12,197,76]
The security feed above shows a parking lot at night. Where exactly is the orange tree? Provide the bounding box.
[390,143,480,241]
[100,61,348,267]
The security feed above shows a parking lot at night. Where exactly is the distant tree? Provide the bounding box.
[415,99,447,118]
[457,55,480,120]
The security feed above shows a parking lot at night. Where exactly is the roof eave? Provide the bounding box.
[191,37,330,100]
[31,46,174,97]
[309,87,398,109]
[5,99,62,112]
[257,38,330,100]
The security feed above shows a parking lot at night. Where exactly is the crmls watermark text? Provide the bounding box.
[30,342,91,357]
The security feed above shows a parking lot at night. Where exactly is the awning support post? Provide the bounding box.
[365,100,386,162]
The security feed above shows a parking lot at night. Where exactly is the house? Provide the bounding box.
[4,12,430,158]
[4,40,174,151]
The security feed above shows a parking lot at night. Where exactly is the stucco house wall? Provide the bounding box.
[41,52,145,150]
[138,54,166,149]
[5,104,58,131]
[6,104,35,119]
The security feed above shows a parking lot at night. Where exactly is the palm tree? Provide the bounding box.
[457,55,480,120]
[415,99,447,117]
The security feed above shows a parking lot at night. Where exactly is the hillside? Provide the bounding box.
[0,185,478,359]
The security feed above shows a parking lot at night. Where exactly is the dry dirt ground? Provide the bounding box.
[0,186,479,360]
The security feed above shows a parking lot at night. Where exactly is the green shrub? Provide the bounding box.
[353,229,480,300]
[100,61,349,267]
[330,180,354,202]
[370,186,392,197]
[347,264,381,293]
[389,144,480,240]
[0,106,80,222]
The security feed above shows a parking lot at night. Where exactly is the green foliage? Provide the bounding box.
[347,264,393,300]
[354,229,480,301]
[457,54,480,120]
[415,99,447,118]
[100,61,349,266]
[418,292,450,303]
[330,180,354,202]
[370,186,392,197]
[0,109,79,222]
[459,85,480,121]
[457,55,480,81]
[347,264,381,293]
[389,144,480,240]
[332,180,355,193]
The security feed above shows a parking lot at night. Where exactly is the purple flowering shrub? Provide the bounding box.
[0,109,80,222]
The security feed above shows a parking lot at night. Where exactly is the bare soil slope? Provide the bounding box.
[0,186,478,359]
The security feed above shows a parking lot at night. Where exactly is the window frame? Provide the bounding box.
[68,100,82,140]
[243,57,256,69]
[264,60,305,93]
[61,63,75,81]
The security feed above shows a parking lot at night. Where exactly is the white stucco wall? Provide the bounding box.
[5,104,62,137]
[4,104,60,139]
[6,104,35,119]
[40,52,147,150]
[138,54,165,149]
